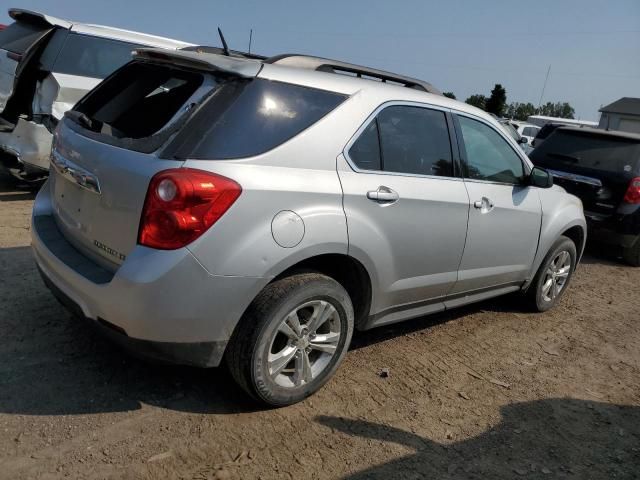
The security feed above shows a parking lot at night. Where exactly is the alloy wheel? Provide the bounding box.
[541,250,572,302]
[266,300,341,388]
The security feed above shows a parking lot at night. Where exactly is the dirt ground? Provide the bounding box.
[0,171,638,480]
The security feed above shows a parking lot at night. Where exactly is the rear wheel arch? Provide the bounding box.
[271,253,373,329]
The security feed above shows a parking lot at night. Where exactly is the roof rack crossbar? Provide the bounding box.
[264,54,442,95]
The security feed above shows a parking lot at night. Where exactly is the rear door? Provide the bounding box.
[451,113,541,293]
[339,103,470,314]
[0,20,53,115]
[34,33,144,121]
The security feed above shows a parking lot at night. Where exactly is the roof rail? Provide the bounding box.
[264,54,442,95]
[181,45,266,61]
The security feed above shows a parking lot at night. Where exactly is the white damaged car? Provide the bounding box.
[0,8,192,181]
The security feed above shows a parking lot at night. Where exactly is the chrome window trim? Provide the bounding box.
[342,100,463,182]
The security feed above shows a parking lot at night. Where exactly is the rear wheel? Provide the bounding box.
[622,236,640,267]
[527,235,577,312]
[226,273,354,406]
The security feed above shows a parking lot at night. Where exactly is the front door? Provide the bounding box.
[451,113,542,293]
[338,103,470,317]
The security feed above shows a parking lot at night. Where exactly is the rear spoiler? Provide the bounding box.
[8,8,72,29]
[132,48,262,78]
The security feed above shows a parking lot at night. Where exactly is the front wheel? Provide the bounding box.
[226,273,354,407]
[527,235,577,312]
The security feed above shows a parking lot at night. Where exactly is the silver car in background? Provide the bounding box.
[32,48,586,406]
[0,8,192,181]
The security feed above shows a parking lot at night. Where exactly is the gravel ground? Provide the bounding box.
[0,172,638,479]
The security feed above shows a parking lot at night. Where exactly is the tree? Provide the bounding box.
[443,91,456,100]
[485,84,507,117]
[537,102,575,119]
[465,94,487,110]
[505,102,537,121]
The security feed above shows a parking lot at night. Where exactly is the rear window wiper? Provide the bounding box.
[548,152,581,163]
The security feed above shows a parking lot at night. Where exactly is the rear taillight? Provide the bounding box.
[138,168,241,250]
[623,177,640,204]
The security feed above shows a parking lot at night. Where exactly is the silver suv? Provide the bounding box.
[31,49,586,406]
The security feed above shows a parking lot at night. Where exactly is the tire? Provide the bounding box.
[622,236,640,267]
[226,273,354,407]
[527,235,577,312]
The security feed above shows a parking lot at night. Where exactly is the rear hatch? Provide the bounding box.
[529,128,640,216]
[0,10,65,119]
[51,49,347,270]
[50,59,216,270]
[50,50,269,270]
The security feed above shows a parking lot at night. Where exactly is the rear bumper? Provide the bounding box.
[586,208,640,249]
[31,180,270,367]
[39,266,228,367]
[0,118,52,172]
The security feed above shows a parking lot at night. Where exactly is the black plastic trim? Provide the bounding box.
[33,215,114,284]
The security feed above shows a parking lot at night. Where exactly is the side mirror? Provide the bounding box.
[529,166,553,188]
[518,136,529,144]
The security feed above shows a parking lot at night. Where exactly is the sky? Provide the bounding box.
[2,0,639,121]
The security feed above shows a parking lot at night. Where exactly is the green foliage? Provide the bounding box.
[443,91,456,100]
[464,84,575,121]
[505,102,537,121]
[465,94,487,110]
[485,84,507,116]
[505,101,575,120]
[536,102,575,119]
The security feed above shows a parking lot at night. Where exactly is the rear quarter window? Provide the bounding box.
[52,33,142,78]
[0,21,50,55]
[170,79,347,159]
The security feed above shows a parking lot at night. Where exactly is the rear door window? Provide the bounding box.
[457,115,525,184]
[348,105,454,177]
[171,79,347,159]
[0,21,51,55]
[51,33,142,78]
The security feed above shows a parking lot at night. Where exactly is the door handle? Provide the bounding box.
[474,197,494,213]
[367,186,399,204]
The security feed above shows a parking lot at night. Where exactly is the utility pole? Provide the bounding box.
[538,65,551,108]
[248,29,253,54]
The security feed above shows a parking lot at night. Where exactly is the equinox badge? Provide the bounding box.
[93,240,126,261]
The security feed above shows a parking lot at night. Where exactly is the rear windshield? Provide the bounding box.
[70,61,346,157]
[535,124,559,140]
[51,33,142,78]
[530,130,640,174]
[169,79,347,159]
[0,21,49,55]
[72,62,204,143]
